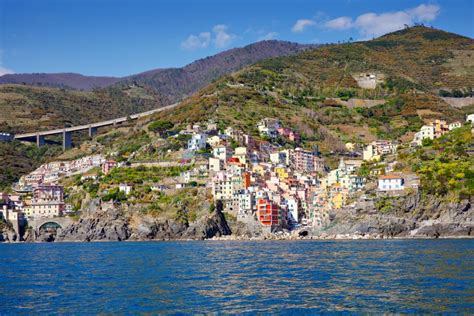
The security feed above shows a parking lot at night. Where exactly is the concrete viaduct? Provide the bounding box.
[14,103,179,150]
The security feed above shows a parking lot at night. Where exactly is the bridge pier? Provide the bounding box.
[88,126,97,138]
[36,134,45,147]
[63,131,72,150]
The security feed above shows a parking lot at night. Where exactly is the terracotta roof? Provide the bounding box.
[379,174,403,180]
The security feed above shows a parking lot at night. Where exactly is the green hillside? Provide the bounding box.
[152,26,474,150]
[1,26,474,189]
[0,84,163,133]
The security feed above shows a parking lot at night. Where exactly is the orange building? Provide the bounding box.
[242,172,251,188]
[257,198,280,227]
[432,119,449,138]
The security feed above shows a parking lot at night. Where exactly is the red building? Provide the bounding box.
[257,198,281,227]
[227,157,241,165]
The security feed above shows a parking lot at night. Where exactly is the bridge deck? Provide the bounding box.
[14,103,179,139]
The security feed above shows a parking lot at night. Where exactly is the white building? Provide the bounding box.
[209,157,224,172]
[188,133,208,151]
[448,121,462,130]
[119,183,133,195]
[466,114,474,125]
[413,125,435,146]
[257,118,280,138]
[286,197,299,223]
[237,189,255,213]
[213,146,231,161]
[181,171,191,183]
[224,127,236,139]
[207,121,218,131]
[378,175,404,191]
[270,151,288,165]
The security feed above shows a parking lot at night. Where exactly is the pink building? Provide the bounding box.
[277,127,300,142]
[102,160,117,175]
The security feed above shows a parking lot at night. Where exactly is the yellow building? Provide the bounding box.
[274,166,289,180]
[363,144,381,162]
[329,183,348,209]
[233,147,248,165]
[252,164,266,176]
[331,192,344,209]
[206,135,221,147]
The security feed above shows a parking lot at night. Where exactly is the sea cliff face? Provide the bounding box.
[21,192,473,243]
[308,193,472,239]
[52,199,232,242]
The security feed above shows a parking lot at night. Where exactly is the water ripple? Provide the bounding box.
[0,240,473,314]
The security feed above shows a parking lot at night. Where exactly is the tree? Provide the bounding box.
[452,89,464,98]
[148,120,174,136]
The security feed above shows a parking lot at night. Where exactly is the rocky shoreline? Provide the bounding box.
[2,193,472,243]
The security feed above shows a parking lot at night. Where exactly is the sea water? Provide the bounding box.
[0,240,473,314]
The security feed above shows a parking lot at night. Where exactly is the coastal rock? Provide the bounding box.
[183,209,231,240]
[129,219,188,241]
[56,208,130,242]
[36,232,55,242]
[414,223,472,238]
[310,192,473,239]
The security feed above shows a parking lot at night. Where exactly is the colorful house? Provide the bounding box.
[256,198,281,227]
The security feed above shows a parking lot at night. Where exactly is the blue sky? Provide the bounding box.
[0,0,473,77]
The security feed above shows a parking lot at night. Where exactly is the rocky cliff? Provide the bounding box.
[54,199,232,242]
[0,219,19,242]
[310,193,473,239]
[20,191,474,243]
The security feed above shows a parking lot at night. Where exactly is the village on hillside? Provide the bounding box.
[1,113,474,239]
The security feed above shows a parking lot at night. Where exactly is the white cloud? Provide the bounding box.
[324,16,353,30]
[212,24,235,48]
[258,32,279,41]
[354,11,413,38]
[317,3,441,38]
[180,24,235,50]
[0,50,14,76]
[353,4,440,38]
[291,19,315,32]
[180,32,211,50]
[408,4,440,21]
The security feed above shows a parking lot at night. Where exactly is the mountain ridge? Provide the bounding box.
[0,73,120,91]
[0,40,314,97]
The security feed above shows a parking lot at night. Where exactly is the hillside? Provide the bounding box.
[118,40,315,103]
[0,41,312,133]
[0,73,120,91]
[151,26,474,151]
[0,84,164,133]
[2,26,474,189]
